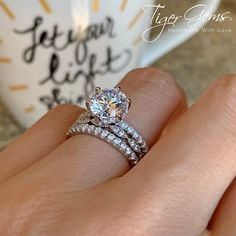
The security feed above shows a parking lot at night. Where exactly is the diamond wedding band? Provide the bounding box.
[67,87,148,166]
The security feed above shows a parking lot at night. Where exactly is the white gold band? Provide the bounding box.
[67,87,149,166]
[67,111,148,166]
[67,122,140,166]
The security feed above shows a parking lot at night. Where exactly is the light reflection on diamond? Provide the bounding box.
[87,88,129,124]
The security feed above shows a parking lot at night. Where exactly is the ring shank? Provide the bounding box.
[67,112,148,166]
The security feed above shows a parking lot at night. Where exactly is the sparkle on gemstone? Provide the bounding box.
[101,130,109,138]
[127,127,134,133]
[87,88,129,124]
[88,125,95,133]
[81,124,88,132]
[95,127,102,135]
[119,130,126,137]
[114,138,121,145]
[120,121,128,129]
[120,142,127,150]
[125,148,132,155]
[108,134,115,141]
[132,131,139,139]
[129,153,138,161]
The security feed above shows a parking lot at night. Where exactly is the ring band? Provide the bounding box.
[67,87,149,166]
[67,122,140,165]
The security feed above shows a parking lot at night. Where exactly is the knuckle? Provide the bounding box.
[127,67,160,78]
[0,185,73,235]
[50,104,82,116]
[215,74,236,109]
[52,104,79,113]
[219,74,236,90]
[127,67,171,83]
[210,74,236,139]
[127,67,184,99]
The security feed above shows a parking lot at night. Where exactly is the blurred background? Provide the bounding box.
[0,0,235,149]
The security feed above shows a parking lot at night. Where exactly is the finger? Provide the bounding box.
[208,178,236,236]
[123,75,236,236]
[14,67,187,191]
[0,105,82,181]
[161,97,188,136]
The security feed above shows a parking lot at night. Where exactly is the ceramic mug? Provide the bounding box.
[0,0,220,128]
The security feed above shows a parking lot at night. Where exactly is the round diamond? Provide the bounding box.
[127,127,133,133]
[125,147,132,155]
[76,125,82,132]
[95,127,102,135]
[114,138,121,145]
[120,142,127,150]
[129,153,138,161]
[87,88,129,124]
[88,125,95,134]
[101,130,109,138]
[132,131,139,139]
[108,134,115,141]
[120,121,128,129]
[118,130,126,137]
[82,124,89,132]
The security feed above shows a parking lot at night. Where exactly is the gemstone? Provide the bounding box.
[129,153,138,161]
[110,126,120,135]
[120,121,128,129]
[132,159,139,165]
[87,88,129,124]
[79,112,90,124]
[137,136,143,144]
[125,147,132,155]
[76,126,81,132]
[118,130,126,137]
[101,130,109,138]
[129,139,141,152]
[82,124,88,132]
[114,138,121,145]
[132,131,139,139]
[127,127,133,133]
[129,139,136,147]
[107,134,115,141]
[88,125,95,133]
[95,127,102,135]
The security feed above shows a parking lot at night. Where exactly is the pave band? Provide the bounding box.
[67,87,149,166]
[67,122,140,165]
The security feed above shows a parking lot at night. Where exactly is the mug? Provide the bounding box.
[0,0,220,128]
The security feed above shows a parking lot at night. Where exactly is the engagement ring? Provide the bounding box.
[67,87,148,166]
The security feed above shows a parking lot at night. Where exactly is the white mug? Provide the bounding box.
[0,0,220,128]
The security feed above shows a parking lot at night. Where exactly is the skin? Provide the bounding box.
[0,67,236,236]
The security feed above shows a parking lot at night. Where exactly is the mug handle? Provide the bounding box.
[140,0,221,67]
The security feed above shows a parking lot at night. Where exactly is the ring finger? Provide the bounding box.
[11,67,187,191]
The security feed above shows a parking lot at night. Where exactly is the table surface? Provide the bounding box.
[0,0,235,150]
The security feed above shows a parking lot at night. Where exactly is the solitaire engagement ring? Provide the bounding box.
[67,87,149,166]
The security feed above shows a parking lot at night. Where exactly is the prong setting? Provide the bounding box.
[67,87,148,166]
[115,86,121,91]
[127,98,131,109]
[86,88,129,124]
[95,87,101,94]
[85,99,91,110]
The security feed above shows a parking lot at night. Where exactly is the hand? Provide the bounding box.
[0,68,235,236]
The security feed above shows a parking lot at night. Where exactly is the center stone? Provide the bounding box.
[87,88,129,124]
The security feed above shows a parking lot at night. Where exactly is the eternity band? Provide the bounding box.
[67,87,149,166]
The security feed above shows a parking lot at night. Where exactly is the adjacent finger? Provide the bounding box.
[208,178,236,236]
[123,75,236,236]
[0,105,82,181]
[14,67,187,191]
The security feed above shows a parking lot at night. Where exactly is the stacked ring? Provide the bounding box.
[67,87,149,166]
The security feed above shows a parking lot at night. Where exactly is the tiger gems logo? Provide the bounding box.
[142,3,233,43]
